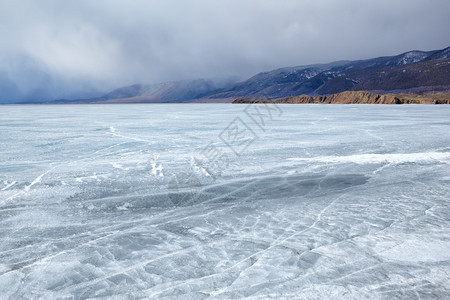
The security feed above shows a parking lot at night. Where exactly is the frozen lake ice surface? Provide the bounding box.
[0,104,449,299]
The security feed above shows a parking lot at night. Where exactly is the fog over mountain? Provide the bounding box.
[0,0,449,103]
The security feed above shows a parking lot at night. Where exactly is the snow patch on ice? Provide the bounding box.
[150,162,164,177]
[377,239,450,263]
[1,181,17,191]
[25,168,54,192]
[111,162,128,170]
[288,152,450,165]
[116,202,131,211]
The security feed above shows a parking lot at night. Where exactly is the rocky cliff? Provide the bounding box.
[232,91,450,104]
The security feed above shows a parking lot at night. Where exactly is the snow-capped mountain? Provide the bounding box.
[201,46,450,99]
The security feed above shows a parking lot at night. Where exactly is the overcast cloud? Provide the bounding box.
[0,0,449,102]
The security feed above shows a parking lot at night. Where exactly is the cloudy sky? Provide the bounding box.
[0,0,449,102]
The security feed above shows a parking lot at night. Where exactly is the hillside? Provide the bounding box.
[315,59,450,95]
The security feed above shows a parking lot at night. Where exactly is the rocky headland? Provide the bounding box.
[232,91,450,104]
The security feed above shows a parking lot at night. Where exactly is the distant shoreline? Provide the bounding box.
[232,91,450,105]
[3,91,450,105]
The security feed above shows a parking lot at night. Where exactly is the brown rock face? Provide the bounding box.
[232,91,450,104]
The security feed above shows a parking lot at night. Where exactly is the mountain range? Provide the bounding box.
[4,46,450,104]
